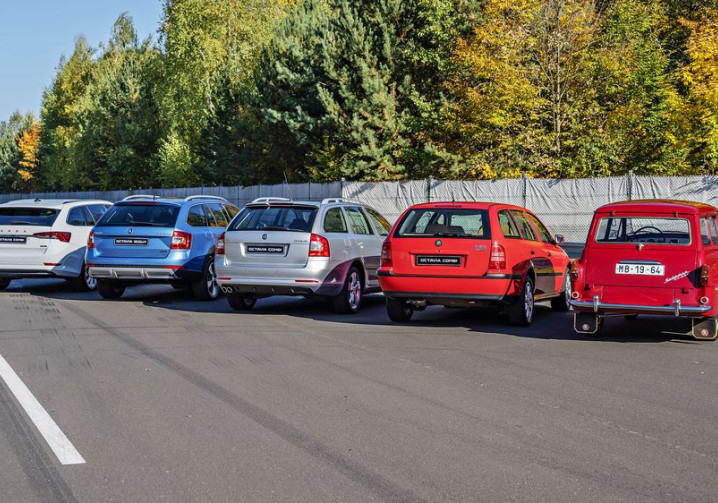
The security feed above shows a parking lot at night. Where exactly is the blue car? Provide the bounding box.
[86,195,239,300]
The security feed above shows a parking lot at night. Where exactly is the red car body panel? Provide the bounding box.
[378,202,570,306]
[572,200,718,322]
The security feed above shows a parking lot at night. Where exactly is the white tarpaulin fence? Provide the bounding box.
[4,174,718,243]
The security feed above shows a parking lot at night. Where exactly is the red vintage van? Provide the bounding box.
[571,200,718,339]
[378,202,571,325]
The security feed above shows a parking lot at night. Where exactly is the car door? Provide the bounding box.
[187,204,213,254]
[527,212,568,295]
[510,210,553,295]
[359,207,389,286]
[65,205,95,272]
[344,206,377,285]
[205,203,231,251]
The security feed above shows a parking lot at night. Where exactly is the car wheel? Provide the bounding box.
[508,277,535,326]
[331,266,363,314]
[227,292,256,311]
[70,262,97,291]
[386,297,414,322]
[0,278,10,291]
[192,258,220,301]
[97,280,125,299]
[550,270,571,312]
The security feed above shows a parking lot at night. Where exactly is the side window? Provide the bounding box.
[324,208,348,233]
[527,213,554,243]
[187,205,209,227]
[87,204,108,223]
[511,211,538,241]
[701,217,711,245]
[711,216,718,245]
[67,207,90,226]
[498,210,520,238]
[345,207,372,234]
[364,208,391,236]
[224,204,239,220]
[207,203,229,228]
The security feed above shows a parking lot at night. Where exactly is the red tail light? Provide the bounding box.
[216,232,225,255]
[381,241,392,267]
[488,242,506,272]
[33,231,71,243]
[171,230,192,250]
[87,229,95,249]
[569,259,579,281]
[309,233,330,257]
[700,264,711,286]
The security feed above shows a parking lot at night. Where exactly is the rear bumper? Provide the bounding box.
[88,265,201,282]
[571,296,712,316]
[378,271,517,301]
[0,265,77,280]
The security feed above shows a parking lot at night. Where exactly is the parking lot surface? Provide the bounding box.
[1,279,717,502]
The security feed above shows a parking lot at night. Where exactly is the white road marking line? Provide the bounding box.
[0,353,85,465]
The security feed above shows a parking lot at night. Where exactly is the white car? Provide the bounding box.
[0,198,111,291]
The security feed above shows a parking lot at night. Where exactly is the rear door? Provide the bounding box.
[344,207,380,279]
[92,203,181,259]
[390,206,492,277]
[0,207,59,263]
[224,204,318,269]
[527,212,568,294]
[510,210,553,294]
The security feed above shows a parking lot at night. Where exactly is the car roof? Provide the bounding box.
[0,198,110,209]
[408,201,528,211]
[596,199,717,215]
[116,195,233,207]
[246,197,365,208]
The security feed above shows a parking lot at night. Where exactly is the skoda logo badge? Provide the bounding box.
[435,239,442,247]
[127,228,133,235]
[262,233,268,240]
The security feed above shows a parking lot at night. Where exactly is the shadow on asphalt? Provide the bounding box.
[6,277,700,344]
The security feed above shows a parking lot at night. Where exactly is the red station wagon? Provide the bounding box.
[378,202,571,325]
[570,200,718,339]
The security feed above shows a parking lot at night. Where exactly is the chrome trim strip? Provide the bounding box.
[571,299,711,315]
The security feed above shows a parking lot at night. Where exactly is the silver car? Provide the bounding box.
[216,197,392,313]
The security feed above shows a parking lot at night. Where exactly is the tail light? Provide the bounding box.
[380,240,392,267]
[171,230,192,250]
[569,259,579,281]
[87,229,95,249]
[488,242,506,272]
[309,233,330,257]
[700,263,711,286]
[33,231,71,243]
[216,232,225,255]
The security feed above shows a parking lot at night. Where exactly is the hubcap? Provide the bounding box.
[207,261,219,298]
[525,283,534,322]
[347,271,362,310]
[564,274,571,305]
[85,266,97,290]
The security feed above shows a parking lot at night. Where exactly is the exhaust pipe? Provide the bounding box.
[221,286,234,294]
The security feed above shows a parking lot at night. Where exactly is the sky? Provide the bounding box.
[0,1,164,121]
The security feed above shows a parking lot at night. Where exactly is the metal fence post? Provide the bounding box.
[627,170,634,200]
[340,177,346,198]
[426,176,433,203]
[522,174,528,208]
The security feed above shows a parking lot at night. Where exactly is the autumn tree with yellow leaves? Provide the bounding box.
[16,122,41,190]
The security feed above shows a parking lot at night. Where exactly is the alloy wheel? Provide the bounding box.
[347,270,362,311]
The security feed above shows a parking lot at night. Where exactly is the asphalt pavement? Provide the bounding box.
[0,278,717,502]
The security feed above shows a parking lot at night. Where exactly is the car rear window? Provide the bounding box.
[229,205,318,232]
[395,208,490,239]
[594,216,691,245]
[96,203,180,227]
[0,208,59,226]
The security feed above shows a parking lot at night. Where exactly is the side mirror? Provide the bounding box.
[555,234,566,245]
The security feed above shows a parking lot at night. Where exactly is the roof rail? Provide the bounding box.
[184,195,229,203]
[321,197,361,205]
[249,197,292,205]
[122,194,159,201]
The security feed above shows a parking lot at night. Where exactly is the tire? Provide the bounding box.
[550,270,571,312]
[97,280,125,299]
[0,278,10,291]
[70,262,97,291]
[386,297,414,322]
[227,292,256,311]
[508,276,535,326]
[192,258,220,301]
[331,266,363,314]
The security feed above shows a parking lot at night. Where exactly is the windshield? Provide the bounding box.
[96,203,180,227]
[0,207,59,226]
[594,216,691,245]
[395,208,490,239]
[229,205,318,232]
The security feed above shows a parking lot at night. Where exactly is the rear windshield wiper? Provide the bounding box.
[260,225,306,232]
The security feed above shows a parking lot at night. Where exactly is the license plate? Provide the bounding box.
[416,255,461,266]
[114,238,149,246]
[247,245,285,254]
[615,263,665,276]
[0,236,26,244]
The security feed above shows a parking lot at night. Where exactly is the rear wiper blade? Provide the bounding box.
[262,225,292,231]
[127,222,165,227]
[433,232,465,237]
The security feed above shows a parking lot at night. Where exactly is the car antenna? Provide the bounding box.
[283,171,293,200]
